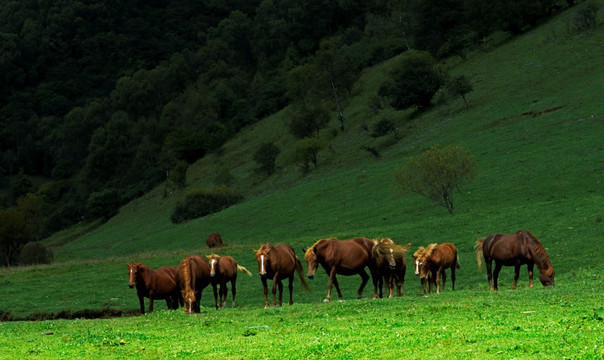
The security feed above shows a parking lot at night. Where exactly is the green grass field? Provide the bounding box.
[1,4,603,359]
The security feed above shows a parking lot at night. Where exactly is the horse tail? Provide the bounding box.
[237,264,252,276]
[295,256,311,292]
[474,238,485,270]
[456,252,461,269]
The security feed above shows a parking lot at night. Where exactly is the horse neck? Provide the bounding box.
[182,258,193,291]
[136,265,152,285]
[529,242,553,273]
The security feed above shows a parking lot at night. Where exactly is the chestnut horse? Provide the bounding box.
[206,254,252,308]
[254,243,310,308]
[127,263,182,314]
[475,230,555,290]
[371,239,411,298]
[206,232,224,248]
[413,243,460,294]
[175,255,218,313]
[303,237,379,302]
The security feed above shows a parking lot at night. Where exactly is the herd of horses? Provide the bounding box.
[127,230,555,314]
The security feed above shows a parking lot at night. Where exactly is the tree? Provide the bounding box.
[394,144,477,214]
[0,194,44,266]
[378,50,444,111]
[292,137,327,173]
[254,142,281,176]
[446,75,473,107]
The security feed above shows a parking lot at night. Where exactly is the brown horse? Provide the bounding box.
[413,243,460,294]
[254,243,310,308]
[371,238,411,298]
[127,263,182,314]
[206,232,224,248]
[175,255,218,313]
[206,254,252,308]
[475,230,555,290]
[303,237,379,303]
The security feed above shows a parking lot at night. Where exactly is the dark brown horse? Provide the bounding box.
[206,254,252,308]
[175,255,218,313]
[303,237,379,302]
[127,263,182,314]
[206,232,224,248]
[371,238,411,298]
[254,243,310,308]
[475,230,555,290]
[413,243,460,294]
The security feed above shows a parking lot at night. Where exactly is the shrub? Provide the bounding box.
[371,117,399,138]
[170,186,243,223]
[19,241,54,266]
[292,138,327,173]
[253,142,281,176]
[168,160,188,188]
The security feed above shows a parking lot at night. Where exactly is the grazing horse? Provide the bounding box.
[254,243,310,309]
[303,237,379,303]
[206,232,224,248]
[206,254,252,308]
[475,230,555,290]
[127,263,182,314]
[413,243,460,294]
[371,239,411,298]
[175,255,217,313]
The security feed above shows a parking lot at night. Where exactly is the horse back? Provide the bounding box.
[483,233,527,264]
[270,244,297,276]
[218,256,238,279]
[432,243,458,268]
[319,237,372,272]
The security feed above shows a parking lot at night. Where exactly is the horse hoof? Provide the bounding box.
[323,299,330,303]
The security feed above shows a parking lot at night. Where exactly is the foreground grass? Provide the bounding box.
[1,280,602,359]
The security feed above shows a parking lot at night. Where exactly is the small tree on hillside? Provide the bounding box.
[378,50,444,111]
[394,144,477,214]
[254,142,281,176]
[446,75,473,108]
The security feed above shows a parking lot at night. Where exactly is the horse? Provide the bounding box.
[206,232,224,248]
[371,238,411,298]
[206,254,252,308]
[475,230,555,290]
[175,255,218,313]
[413,243,460,294]
[303,237,379,303]
[253,243,310,308]
[127,263,182,314]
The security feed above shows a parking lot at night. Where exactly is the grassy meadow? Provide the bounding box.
[1,4,604,359]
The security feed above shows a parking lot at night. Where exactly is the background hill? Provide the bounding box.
[0,1,602,320]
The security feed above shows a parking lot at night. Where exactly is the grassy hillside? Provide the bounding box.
[0,4,603,359]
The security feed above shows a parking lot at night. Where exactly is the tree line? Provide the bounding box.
[0,0,578,266]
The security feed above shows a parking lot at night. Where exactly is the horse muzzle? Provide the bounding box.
[128,283,135,289]
[389,264,397,271]
[307,274,315,280]
[210,273,215,278]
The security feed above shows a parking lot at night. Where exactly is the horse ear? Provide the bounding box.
[301,248,306,254]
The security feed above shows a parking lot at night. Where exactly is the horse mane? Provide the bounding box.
[418,243,438,263]
[305,238,331,258]
[519,230,554,275]
[206,254,220,260]
[178,256,193,291]
[474,237,487,270]
[371,238,409,260]
[413,246,425,259]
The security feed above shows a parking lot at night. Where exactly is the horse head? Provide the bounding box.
[254,244,272,279]
[207,255,220,277]
[127,263,142,288]
[182,288,199,314]
[412,247,425,276]
[540,269,555,287]
[303,246,319,280]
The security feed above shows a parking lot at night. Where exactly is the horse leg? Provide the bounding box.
[513,264,521,289]
[485,259,494,290]
[288,274,294,305]
[277,279,284,307]
[148,291,154,313]
[220,283,227,309]
[440,269,447,293]
[261,278,269,309]
[138,294,146,314]
[324,268,337,302]
[357,269,369,300]
[377,276,383,299]
[388,274,394,298]
[493,262,503,290]
[527,262,534,288]
[212,283,219,310]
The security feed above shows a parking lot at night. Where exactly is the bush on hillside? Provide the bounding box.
[253,142,281,176]
[19,241,54,266]
[170,187,244,224]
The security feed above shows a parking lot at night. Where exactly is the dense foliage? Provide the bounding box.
[0,0,573,246]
